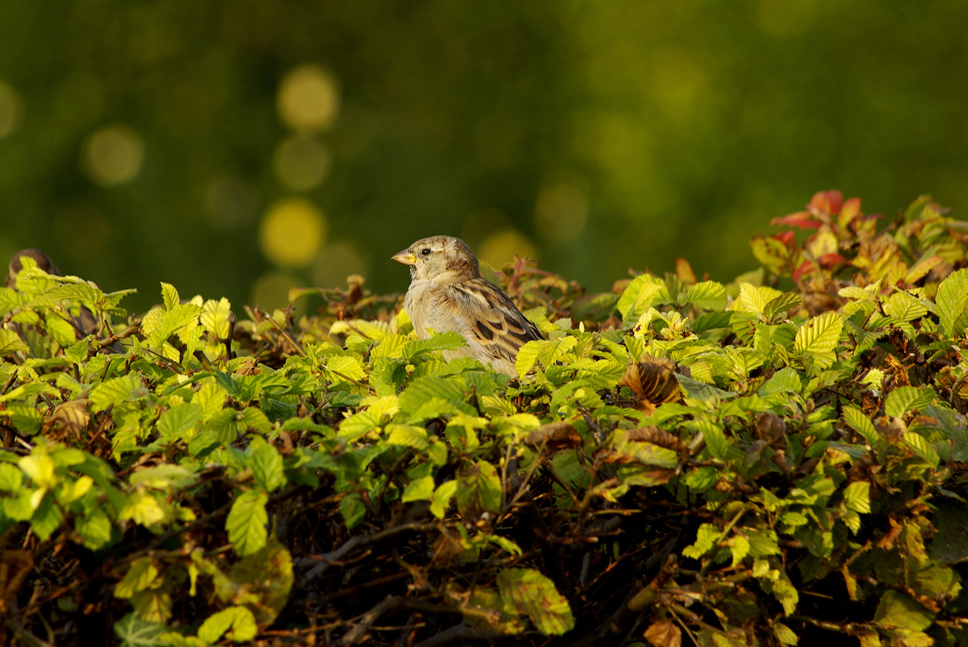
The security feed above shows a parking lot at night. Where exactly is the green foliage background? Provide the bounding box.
[2,1,968,311]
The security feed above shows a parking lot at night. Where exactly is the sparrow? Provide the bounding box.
[6,248,61,288]
[392,235,541,375]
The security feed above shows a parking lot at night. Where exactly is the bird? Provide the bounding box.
[6,248,61,288]
[392,235,542,375]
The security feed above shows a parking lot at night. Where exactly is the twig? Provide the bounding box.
[298,523,438,588]
[2,620,55,647]
[412,623,506,647]
[334,594,402,646]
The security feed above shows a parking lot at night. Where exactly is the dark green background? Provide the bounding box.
[1,1,965,312]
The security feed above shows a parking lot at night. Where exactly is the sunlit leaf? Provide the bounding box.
[197,606,258,643]
[226,491,268,556]
[936,268,968,337]
[794,312,843,356]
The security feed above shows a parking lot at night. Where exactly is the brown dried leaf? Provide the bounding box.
[620,356,682,407]
[754,411,786,440]
[644,619,682,647]
[524,422,582,451]
[874,416,905,443]
[675,258,697,285]
[50,398,91,433]
[625,426,687,454]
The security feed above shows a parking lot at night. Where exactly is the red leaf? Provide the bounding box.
[774,230,796,248]
[809,190,843,215]
[771,211,823,230]
[818,252,848,268]
[792,259,816,282]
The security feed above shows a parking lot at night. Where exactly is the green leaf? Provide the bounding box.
[45,314,79,347]
[326,354,366,382]
[200,297,232,339]
[399,375,468,414]
[120,490,167,527]
[936,268,968,337]
[772,622,799,646]
[0,329,28,356]
[113,612,168,647]
[31,494,64,540]
[197,606,258,643]
[497,568,575,635]
[794,312,843,356]
[229,538,293,625]
[340,493,366,529]
[19,451,56,489]
[842,406,881,451]
[0,463,22,491]
[885,385,936,419]
[226,491,268,556]
[247,437,285,492]
[402,475,435,502]
[883,291,928,322]
[757,367,802,396]
[156,403,203,442]
[456,460,502,517]
[844,481,870,514]
[76,508,113,550]
[130,589,172,623]
[430,480,458,519]
[697,420,729,460]
[146,302,202,350]
[515,340,541,377]
[115,557,159,599]
[683,523,720,559]
[402,331,466,360]
[727,535,750,567]
[874,590,933,632]
[161,282,180,311]
[338,409,381,442]
[90,373,145,413]
[764,293,803,318]
[731,282,784,316]
[682,281,727,311]
[617,274,668,323]
[387,424,429,450]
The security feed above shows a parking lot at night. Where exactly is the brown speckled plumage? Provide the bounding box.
[392,235,541,375]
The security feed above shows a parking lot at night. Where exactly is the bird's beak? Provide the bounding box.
[392,249,417,265]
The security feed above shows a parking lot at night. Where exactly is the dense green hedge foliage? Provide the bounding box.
[1,191,967,646]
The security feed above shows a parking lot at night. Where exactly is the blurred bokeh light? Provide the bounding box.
[478,230,538,271]
[313,241,369,289]
[0,81,23,139]
[273,135,331,191]
[259,198,327,267]
[277,64,340,133]
[81,125,145,186]
[0,1,965,311]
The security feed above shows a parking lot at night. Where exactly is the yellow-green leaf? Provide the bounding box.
[794,312,843,355]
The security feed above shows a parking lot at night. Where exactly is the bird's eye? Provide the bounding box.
[421,248,431,256]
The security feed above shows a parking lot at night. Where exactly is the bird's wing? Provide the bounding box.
[448,278,542,365]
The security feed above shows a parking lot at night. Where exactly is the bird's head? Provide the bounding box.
[392,235,480,284]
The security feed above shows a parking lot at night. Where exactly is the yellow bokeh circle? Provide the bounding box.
[0,81,24,139]
[478,229,538,271]
[81,124,145,186]
[259,198,327,267]
[277,64,340,132]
